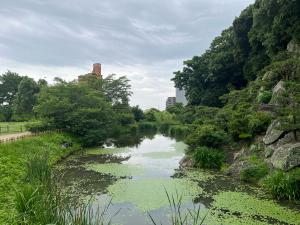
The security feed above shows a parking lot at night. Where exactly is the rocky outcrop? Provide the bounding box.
[270,81,285,105]
[287,39,300,54]
[270,142,300,171]
[226,161,252,177]
[179,155,194,168]
[263,120,285,145]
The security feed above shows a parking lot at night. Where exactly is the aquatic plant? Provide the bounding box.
[148,190,206,225]
[193,146,224,170]
[15,156,116,225]
[262,169,300,200]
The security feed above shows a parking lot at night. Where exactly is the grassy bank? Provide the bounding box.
[0,132,81,224]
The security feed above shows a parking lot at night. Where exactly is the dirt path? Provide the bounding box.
[0,132,32,143]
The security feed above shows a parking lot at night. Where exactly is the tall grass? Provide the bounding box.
[15,155,116,225]
[262,169,300,200]
[148,190,206,225]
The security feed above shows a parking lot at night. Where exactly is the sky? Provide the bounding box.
[0,0,254,110]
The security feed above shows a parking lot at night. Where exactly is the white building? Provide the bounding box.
[176,88,188,106]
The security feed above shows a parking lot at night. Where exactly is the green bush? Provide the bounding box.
[193,146,224,170]
[258,91,272,104]
[138,122,157,132]
[248,112,272,135]
[186,124,228,148]
[169,125,189,137]
[240,164,269,183]
[26,121,51,133]
[158,123,171,135]
[263,169,300,200]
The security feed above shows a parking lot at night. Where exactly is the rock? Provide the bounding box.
[262,71,276,82]
[265,146,275,158]
[226,161,252,177]
[270,142,300,171]
[263,120,285,145]
[287,39,300,54]
[270,81,285,105]
[179,156,194,168]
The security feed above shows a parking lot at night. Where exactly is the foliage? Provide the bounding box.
[186,124,228,148]
[258,91,272,103]
[240,159,269,183]
[34,82,118,146]
[13,77,40,120]
[80,74,132,105]
[131,105,145,122]
[138,122,157,132]
[277,81,300,141]
[172,0,299,106]
[192,146,224,170]
[149,190,205,225]
[15,155,113,225]
[169,125,190,138]
[263,169,300,200]
[0,132,81,224]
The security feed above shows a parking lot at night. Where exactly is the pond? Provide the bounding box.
[56,133,300,225]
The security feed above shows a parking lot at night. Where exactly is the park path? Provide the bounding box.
[0,132,32,143]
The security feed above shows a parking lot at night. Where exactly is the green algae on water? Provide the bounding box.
[208,191,300,225]
[107,178,203,211]
[85,163,145,177]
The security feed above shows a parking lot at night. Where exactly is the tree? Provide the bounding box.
[103,74,132,105]
[35,83,117,146]
[131,105,145,122]
[0,71,23,106]
[14,77,40,119]
[79,74,132,105]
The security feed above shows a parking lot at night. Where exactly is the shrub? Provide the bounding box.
[159,123,171,135]
[138,122,157,132]
[263,169,300,200]
[186,124,228,148]
[247,112,272,135]
[193,146,224,170]
[169,125,190,137]
[240,164,269,183]
[258,91,272,104]
[26,121,51,133]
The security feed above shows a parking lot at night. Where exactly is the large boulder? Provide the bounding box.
[263,120,285,145]
[287,39,300,54]
[270,81,285,105]
[270,142,300,171]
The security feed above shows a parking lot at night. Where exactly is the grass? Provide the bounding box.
[240,155,269,183]
[15,155,116,225]
[262,168,300,200]
[193,146,224,170]
[0,132,81,224]
[148,189,206,225]
[0,122,29,135]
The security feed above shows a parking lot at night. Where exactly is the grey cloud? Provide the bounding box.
[0,0,254,109]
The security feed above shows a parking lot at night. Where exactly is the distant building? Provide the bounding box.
[78,63,103,81]
[166,97,176,109]
[176,88,188,106]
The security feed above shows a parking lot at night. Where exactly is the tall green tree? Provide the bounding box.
[35,82,117,146]
[0,71,23,106]
[13,77,40,120]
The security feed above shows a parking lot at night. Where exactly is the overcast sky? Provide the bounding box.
[0,0,254,109]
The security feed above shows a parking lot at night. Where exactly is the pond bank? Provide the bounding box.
[0,132,81,224]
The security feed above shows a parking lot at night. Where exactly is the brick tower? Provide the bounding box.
[92,63,102,79]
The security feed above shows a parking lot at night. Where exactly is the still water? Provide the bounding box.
[56,133,300,225]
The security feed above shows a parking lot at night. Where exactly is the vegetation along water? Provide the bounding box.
[0,0,300,224]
